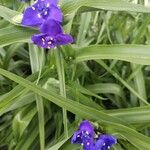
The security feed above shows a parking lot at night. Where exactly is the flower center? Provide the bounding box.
[33,3,50,19]
[41,36,55,48]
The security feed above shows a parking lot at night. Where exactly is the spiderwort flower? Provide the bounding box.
[22,0,62,26]
[32,19,73,48]
[21,0,73,48]
[94,135,117,150]
[71,120,95,150]
[71,120,117,150]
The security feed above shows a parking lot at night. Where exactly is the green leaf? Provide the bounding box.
[0,73,38,115]
[76,12,91,46]
[29,44,45,74]
[29,44,46,150]
[0,26,38,48]
[86,83,124,97]
[0,69,132,126]
[12,105,37,140]
[54,47,68,138]
[62,0,150,15]
[106,106,150,124]
[0,5,20,24]
[75,45,150,65]
[0,68,150,150]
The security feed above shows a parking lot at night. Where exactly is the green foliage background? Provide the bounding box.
[0,0,150,149]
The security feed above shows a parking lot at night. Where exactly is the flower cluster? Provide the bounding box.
[21,0,73,48]
[71,120,117,150]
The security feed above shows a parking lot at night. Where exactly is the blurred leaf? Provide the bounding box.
[0,5,20,24]
[1,68,150,150]
[86,83,124,97]
[62,0,150,14]
[107,106,150,124]
[12,105,36,140]
[75,45,150,65]
[0,26,38,48]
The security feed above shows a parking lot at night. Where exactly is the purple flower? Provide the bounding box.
[71,120,95,150]
[71,120,117,150]
[32,19,73,48]
[82,138,95,150]
[79,120,95,137]
[21,0,62,26]
[94,135,117,150]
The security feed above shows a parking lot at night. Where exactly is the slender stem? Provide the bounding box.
[35,68,45,150]
[54,47,68,138]
[35,95,45,150]
[29,44,45,150]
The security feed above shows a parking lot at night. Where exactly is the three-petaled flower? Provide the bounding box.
[32,19,73,48]
[71,120,95,150]
[22,0,62,26]
[21,0,73,48]
[71,120,117,150]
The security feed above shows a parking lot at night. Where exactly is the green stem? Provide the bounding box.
[54,47,68,138]
[35,69,45,150]
[29,44,45,150]
[35,95,45,150]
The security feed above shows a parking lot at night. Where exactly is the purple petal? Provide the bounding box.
[94,138,104,149]
[34,1,62,22]
[38,0,58,6]
[40,19,63,36]
[48,4,63,22]
[32,1,51,20]
[71,121,95,150]
[55,34,73,45]
[21,7,43,26]
[22,0,62,26]
[71,130,83,144]
[32,34,56,49]
[82,138,95,150]
[71,130,94,150]
[50,0,58,6]
[95,134,117,150]
[79,120,94,137]
[100,135,117,145]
